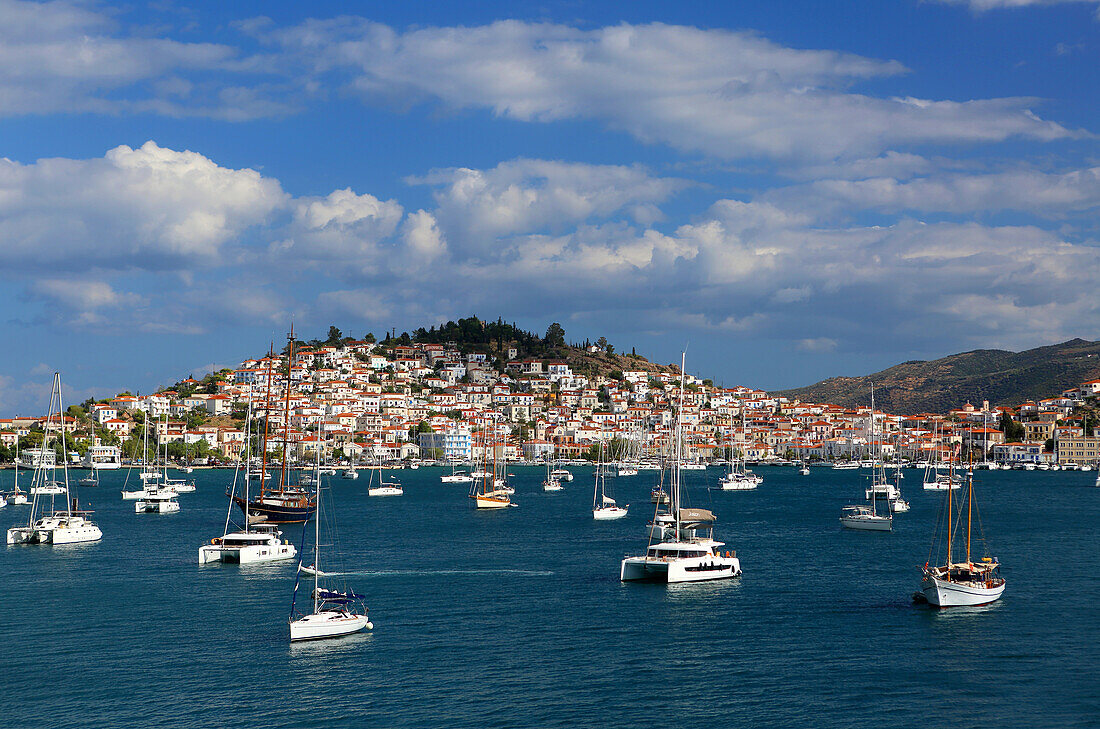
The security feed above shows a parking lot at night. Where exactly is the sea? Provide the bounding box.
[1,464,1096,729]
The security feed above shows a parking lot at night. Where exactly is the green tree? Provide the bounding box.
[544,322,566,347]
[326,325,343,346]
[999,411,1025,442]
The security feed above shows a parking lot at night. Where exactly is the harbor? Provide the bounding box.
[1,464,1096,727]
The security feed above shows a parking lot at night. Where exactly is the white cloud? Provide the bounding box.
[935,0,1096,11]
[264,19,1081,161]
[768,165,1100,217]
[0,0,285,119]
[410,159,688,252]
[797,338,838,352]
[0,141,287,272]
[33,279,142,310]
[277,188,404,261]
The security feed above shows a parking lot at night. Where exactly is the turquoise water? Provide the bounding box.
[1,466,1096,728]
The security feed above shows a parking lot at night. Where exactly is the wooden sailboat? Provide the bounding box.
[469,421,514,508]
[919,459,1005,607]
[233,330,316,523]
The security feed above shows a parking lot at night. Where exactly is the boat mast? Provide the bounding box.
[870,384,877,517]
[55,373,71,517]
[946,439,953,574]
[259,343,275,499]
[673,353,685,537]
[966,455,974,565]
[280,326,296,493]
[313,416,322,613]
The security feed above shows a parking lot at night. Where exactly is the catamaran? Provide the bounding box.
[621,354,741,583]
[918,463,1005,607]
[7,373,102,546]
[199,403,297,565]
[289,443,372,641]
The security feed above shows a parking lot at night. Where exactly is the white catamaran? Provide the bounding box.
[621,354,741,583]
[7,373,102,546]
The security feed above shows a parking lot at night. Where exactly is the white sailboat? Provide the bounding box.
[6,444,29,505]
[366,452,403,496]
[919,462,1005,607]
[198,403,297,565]
[621,354,741,583]
[290,441,372,641]
[7,373,102,546]
[922,424,961,490]
[840,386,893,532]
[593,442,627,520]
[542,455,564,492]
[441,461,475,484]
[719,409,762,490]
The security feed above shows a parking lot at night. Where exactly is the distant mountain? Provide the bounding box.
[775,338,1100,415]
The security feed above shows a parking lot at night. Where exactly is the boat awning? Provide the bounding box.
[678,508,716,523]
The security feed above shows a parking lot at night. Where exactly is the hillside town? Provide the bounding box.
[2,321,1099,470]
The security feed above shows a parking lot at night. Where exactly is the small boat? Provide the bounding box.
[299,563,329,577]
[650,488,669,505]
[550,468,573,482]
[78,474,99,487]
[832,461,859,470]
[592,444,628,520]
[542,478,564,492]
[342,469,359,480]
[367,482,403,496]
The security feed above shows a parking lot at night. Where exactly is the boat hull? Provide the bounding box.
[135,500,180,514]
[198,542,297,564]
[232,494,315,524]
[921,575,1005,607]
[593,506,628,520]
[290,611,372,641]
[840,515,892,531]
[620,555,741,583]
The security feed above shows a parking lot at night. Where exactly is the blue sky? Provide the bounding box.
[1,0,1099,414]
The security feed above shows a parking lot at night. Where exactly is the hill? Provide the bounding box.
[775,338,1100,414]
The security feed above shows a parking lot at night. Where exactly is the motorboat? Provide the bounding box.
[342,469,359,480]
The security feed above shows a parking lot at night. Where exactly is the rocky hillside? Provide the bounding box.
[775,338,1100,414]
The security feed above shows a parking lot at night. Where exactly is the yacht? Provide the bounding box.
[83,445,122,470]
[342,469,359,480]
[199,524,296,564]
[135,488,180,514]
[7,373,102,546]
[367,478,403,497]
[549,468,573,482]
[18,447,56,470]
[832,461,858,470]
[200,404,297,565]
[542,459,564,492]
[621,354,741,583]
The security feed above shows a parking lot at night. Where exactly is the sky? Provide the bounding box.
[1,0,1099,414]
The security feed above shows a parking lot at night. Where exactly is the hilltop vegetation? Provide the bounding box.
[776,338,1100,414]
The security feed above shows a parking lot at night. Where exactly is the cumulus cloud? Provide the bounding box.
[409,159,688,252]
[276,188,404,261]
[935,0,1097,11]
[0,141,287,272]
[260,18,1081,161]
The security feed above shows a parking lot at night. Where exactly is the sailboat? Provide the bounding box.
[366,453,403,496]
[918,461,1005,607]
[441,460,475,484]
[289,437,372,641]
[593,442,627,519]
[542,455,564,492]
[7,373,102,545]
[719,409,762,490]
[469,422,514,509]
[6,443,29,505]
[922,424,961,491]
[199,403,297,564]
[621,354,741,583]
[840,387,893,532]
[233,331,316,523]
